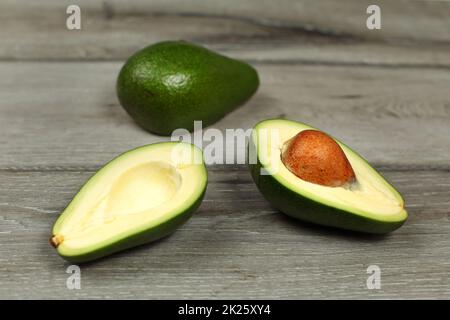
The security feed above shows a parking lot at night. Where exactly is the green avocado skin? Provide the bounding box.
[117,41,259,135]
[59,188,206,263]
[249,143,405,234]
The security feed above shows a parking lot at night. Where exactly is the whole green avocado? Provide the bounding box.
[117,41,259,135]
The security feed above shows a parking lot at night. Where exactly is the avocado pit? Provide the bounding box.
[281,130,356,187]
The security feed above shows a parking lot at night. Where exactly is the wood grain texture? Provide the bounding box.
[0,60,449,298]
[1,0,450,66]
[1,62,449,169]
[1,0,450,299]
[0,166,449,299]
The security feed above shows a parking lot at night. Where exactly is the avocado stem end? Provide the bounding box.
[50,235,64,248]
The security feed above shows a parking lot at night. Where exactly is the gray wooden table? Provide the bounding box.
[1,0,449,299]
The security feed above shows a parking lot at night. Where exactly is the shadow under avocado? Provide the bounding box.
[275,209,391,242]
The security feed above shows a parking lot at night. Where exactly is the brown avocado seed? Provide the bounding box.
[281,130,356,187]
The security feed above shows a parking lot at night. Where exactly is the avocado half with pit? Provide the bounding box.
[249,119,407,234]
[50,142,207,263]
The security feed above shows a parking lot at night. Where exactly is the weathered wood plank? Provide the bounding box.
[1,0,450,65]
[4,0,450,42]
[0,166,449,299]
[0,0,448,301]
[0,61,449,169]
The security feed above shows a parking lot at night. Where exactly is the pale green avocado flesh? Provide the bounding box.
[249,119,407,234]
[51,142,207,263]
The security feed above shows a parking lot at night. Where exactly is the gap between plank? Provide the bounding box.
[0,58,449,70]
[0,164,449,173]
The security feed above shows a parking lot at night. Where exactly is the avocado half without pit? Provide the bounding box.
[50,142,207,263]
[249,119,407,234]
